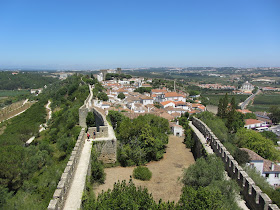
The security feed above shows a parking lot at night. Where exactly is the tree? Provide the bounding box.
[97,92,108,101]
[269,106,280,124]
[117,92,125,100]
[234,148,250,165]
[86,112,95,127]
[244,113,257,119]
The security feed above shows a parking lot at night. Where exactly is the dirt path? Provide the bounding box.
[94,135,195,203]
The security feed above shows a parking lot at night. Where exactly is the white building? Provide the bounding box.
[164,92,186,102]
[241,148,280,188]
[140,96,154,105]
[240,81,254,91]
[170,122,183,137]
[244,119,266,129]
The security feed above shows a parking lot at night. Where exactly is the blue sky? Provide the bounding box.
[0,0,279,69]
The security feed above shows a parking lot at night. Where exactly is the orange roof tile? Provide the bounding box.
[165,92,184,97]
[245,119,265,125]
[160,101,175,106]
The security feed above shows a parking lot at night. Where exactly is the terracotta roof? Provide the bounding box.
[174,101,186,106]
[165,92,185,97]
[160,101,175,106]
[237,109,252,114]
[140,96,153,100]
[151,89,167,93]
[164,107,185,111]
[245,119,265,126]
[241,148,280,172]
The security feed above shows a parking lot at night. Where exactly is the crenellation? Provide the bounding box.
[191,117,279,210]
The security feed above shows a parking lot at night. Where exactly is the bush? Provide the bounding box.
[90,149,105,184]
[133,166,152,181]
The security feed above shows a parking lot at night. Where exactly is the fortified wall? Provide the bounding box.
[191,117,279,210]
[47,128,86,210]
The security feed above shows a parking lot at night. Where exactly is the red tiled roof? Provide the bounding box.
[165,92,184,97]
[245,119,265,126]
[160,100,175,106]
[237,109,252,114]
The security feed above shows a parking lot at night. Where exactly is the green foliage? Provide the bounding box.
[133,166,152,181]
[182,155,225,188]
[0,71,58,90]
[83,180,157,209]
[178,185,224,209]
[235,128,280,161]
[197,111,229,142]
[0,74,87,209]
[134,87,152,94]
[233,148,250,165]
[117,92,125,100]
[86,112,96,127]
[260,131,279,145]
[105,73,132,80]
[269,105,280,123]
[107,110,126,130]
[245,166,280,207]
[181,155,240,210]
[244,112,257,119]
[97,92,108,101]
[115,114,169,166]
[90,148,106,184]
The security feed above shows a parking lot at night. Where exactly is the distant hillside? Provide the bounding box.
[0,71,58,90]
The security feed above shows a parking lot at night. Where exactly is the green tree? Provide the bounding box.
[86,112,95,127]
[117,92,125,100]
[97,92,108,101]
[244,113,257,119]
[269,106,280,124]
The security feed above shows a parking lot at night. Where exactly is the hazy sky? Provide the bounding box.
[0,0,280,69]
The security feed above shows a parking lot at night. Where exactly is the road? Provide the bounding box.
[240,89,261,110]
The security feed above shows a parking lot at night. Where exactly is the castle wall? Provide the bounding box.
[192,117,279,210]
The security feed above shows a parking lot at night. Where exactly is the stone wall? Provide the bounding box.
[192,117,279,210]
[93,139,117,164]
[191,130,208,159]
[47,128,86,210]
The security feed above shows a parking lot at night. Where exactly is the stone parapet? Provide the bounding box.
[47,128,86,210]
[192,117,279,210]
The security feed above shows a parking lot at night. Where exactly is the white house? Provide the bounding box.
[160,101,175,108]
[170,122,183,137]
[164,92,186,102]
[241,148,280,188]
[240,81,254,91]
[140,96,154,105]
[244,119,266,129]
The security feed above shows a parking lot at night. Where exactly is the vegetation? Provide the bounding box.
[0,74,88,209]
[105,73,132,81]
[181,155,240,210]
[107,111,170,166]
[117,92,125,100]
[0,71,58,90]
[245,166,280,207]
[234,128,280,161]
[97,92,108,101]
[86,112,96,127]
[133,166,152,181]
[90,148,105,184]
[269,106,280,124]
[134,87,152,94]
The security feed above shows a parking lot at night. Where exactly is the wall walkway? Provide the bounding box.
[191,117,279,210]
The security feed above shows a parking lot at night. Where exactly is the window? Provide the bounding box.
[266,174,269,178]
[275,173,279,178]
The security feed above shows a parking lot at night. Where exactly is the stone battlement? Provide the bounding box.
[47,128,86,210]
[192,117,279,210]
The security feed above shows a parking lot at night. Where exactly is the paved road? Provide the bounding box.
[240,89,261,110]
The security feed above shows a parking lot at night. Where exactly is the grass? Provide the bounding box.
[253,94,280,105]
[0,90,30,97]
[201,94,248,106]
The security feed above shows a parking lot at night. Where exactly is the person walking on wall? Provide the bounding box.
[93,131,96,139]
[87,132,90,141]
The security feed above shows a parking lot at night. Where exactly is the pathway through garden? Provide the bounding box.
[94,135,195,202]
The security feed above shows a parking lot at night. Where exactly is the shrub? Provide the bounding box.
[133,166,152,181]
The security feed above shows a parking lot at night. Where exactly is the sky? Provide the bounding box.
[0,0,280,69]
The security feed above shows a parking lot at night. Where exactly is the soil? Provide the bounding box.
[93,135,195,203]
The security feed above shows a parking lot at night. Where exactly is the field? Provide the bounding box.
[248,94,280,112]
[201,94,248,106]
[0,90,30,97]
